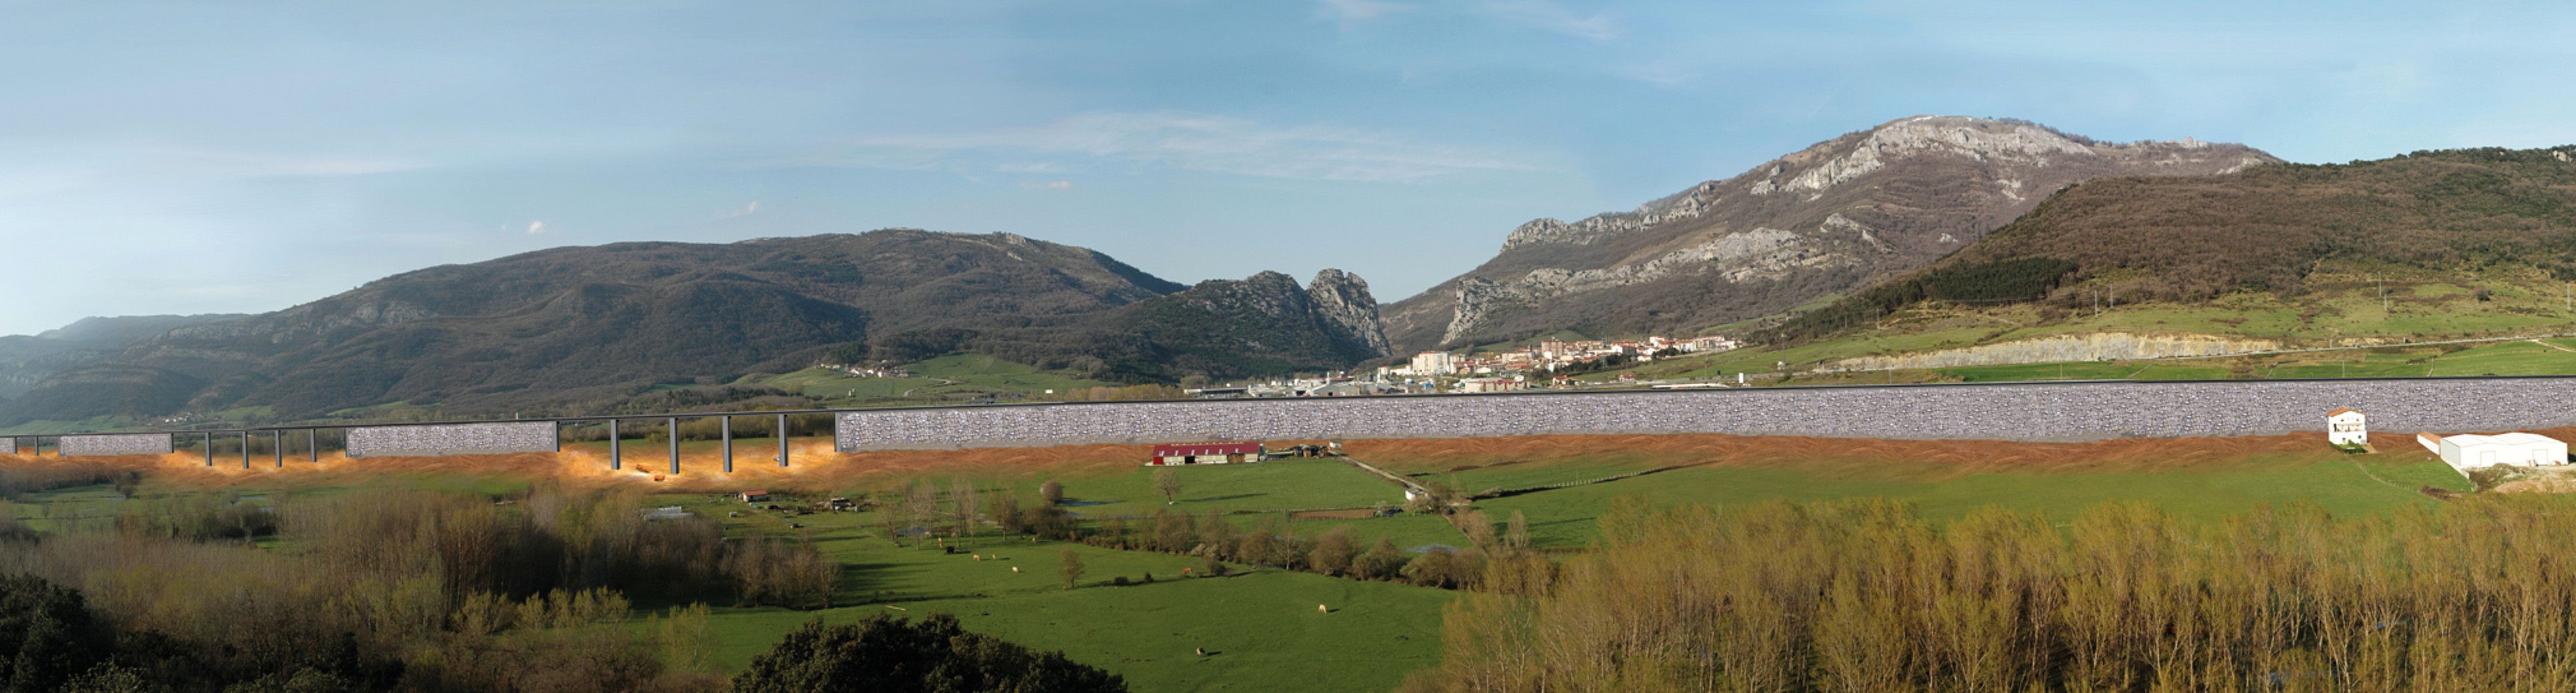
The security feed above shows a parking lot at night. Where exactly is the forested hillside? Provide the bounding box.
[1771,146,2576,343]
[0,231,1389,427]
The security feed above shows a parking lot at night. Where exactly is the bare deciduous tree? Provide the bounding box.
[1154,468,1183,505]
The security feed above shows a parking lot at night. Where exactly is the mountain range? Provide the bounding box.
[1378,115,2275,352]
[27,115,2565,431]
[0,231,1389,425]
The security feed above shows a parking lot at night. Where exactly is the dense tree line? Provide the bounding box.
[984,484,1541,591]
[1767,257,2078,343]
[0,485,839,691]
[1409,495,2576,692]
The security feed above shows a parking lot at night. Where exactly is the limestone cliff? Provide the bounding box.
[1307,269,1391,358]
[1830,333,2284,372]
[1381,116,2277,350]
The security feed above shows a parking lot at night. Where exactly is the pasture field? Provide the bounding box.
[0,428,2507,692]
[1629,261,2576,384]
[647,488,1453,692]
[1345,433,2474,550]
[742,354,1121,406]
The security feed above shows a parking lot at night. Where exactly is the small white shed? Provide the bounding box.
[2422,432,2569,471]
[2326,408,2367,446]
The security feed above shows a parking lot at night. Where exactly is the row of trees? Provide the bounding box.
[1410,495,2576,693]
[970,476,1544,592]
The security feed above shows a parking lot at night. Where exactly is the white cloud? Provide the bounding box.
[715,201,764,219]
[1473,0,1617,41]
[526,220,547,235]
[841,111,1537,183]
[1019,180,1077,190]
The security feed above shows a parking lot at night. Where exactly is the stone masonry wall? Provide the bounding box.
[837,378,2576,451]
[347,422,558,458]
[58,434,174,457]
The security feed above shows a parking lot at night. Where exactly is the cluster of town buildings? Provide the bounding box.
[1392,335,1739,379]
[1176,334,1741,398]
[824,364,914,379]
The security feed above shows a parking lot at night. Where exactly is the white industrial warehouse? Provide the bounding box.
[2418,432,2570,473]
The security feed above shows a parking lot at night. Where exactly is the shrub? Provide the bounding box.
[731,615,1125,693]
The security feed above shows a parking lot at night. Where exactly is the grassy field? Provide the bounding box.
[0,428,2505,692]
[639,483,1453,693]
[1015,458,1412,516]
[1471,452,2466,549]
[743,354,1120,407]
[1880,338,2576,385]
[1620,261,2576,384]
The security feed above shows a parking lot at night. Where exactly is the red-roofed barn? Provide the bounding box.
[1148,442,1263,466]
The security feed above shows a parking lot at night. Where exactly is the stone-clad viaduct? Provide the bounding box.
[837,378,2576,451]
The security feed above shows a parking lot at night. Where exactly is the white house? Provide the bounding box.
[2326,408,2368,446]
[2419,432,2569,471]
[1410,351,1457,376]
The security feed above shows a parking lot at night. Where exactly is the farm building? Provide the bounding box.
[2327,408,2367,446]
[1148,442,1263,466]
[2417,432,2569,471]
[740,490,771,503]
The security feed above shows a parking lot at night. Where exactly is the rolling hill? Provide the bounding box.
[0,230,1390,426]
[0,314,241,402]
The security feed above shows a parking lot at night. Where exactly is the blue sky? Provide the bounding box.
[5,1,2575,336]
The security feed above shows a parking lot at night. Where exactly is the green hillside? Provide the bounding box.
[1770,147,2576,346]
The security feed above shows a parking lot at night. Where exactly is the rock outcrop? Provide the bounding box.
[1381,116,2279,351]
[1306,269,1391,358]
[1830,333,2284,372]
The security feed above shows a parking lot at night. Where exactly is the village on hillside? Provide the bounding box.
[1203,334,1743,398]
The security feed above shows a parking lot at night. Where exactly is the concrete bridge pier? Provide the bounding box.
[777,414,789,467]
[609,419,621,471]
[721,416,733,474]
[667,417,679,475]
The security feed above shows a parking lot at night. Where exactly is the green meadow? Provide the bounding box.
[0,433,2490,691]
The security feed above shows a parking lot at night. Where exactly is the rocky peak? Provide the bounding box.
[1384,116,2279,352]
[1306,269,1390,358]
[1499,180,1731,251]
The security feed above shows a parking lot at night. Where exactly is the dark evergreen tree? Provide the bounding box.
[733,614,1125,693]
